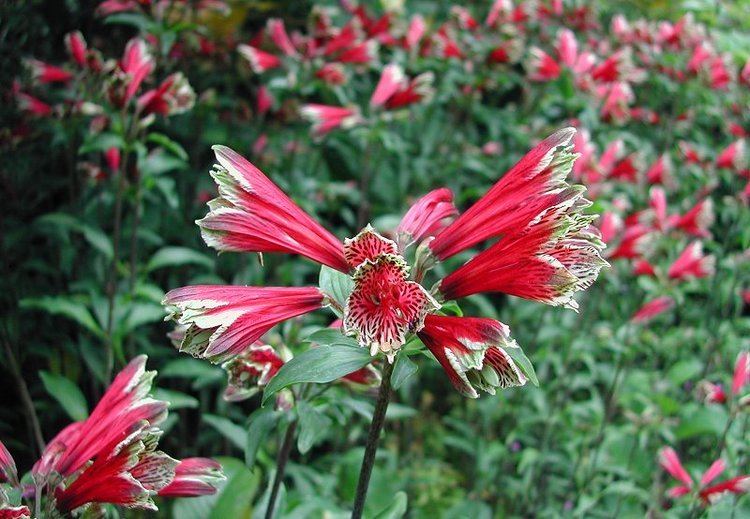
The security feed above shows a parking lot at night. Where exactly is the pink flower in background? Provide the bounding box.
[732,351,750,396]
[300,104,361,135]
[716,139,745,170]
[137,72,195,116]
[670,198,714,238]
[238,45,282,73]
[528,47,561,81]
[267,18,297,56]
[26,59,72,84]
[668,241,715,281]
[631,296,674,323]
[370,64,406,107]
[632,259,656,277]
[315,63,347,85]
[659,447,750,504]
[64,31,87,67]
[117,38,154,105]
[646,154,673,185]
[405,15,426,50]
[256,85,274,115]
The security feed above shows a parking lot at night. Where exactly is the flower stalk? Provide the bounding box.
[265,418,298,519]
[351,359,395,519]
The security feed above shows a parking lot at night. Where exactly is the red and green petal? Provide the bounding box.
[344,255,438,362]
[418,314,526,398]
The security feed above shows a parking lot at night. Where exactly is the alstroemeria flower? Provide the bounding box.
[238,45,282,73]
[222,342,286,401]
[164,129,605,397]
[0,356,223,515]
[631,296,674,324]
[659,447,750,504]
[117,38,154,106]
[732,351,750,397]
[716,139,746,170]
[300,104,362,135]
[26,59,73,84]
[667,241,715,281]
[137,72,195,116]
[669,198,714,238]
[646,154,673,185]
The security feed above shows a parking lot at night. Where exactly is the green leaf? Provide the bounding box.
[20,296,104,338]
[296,401,332,454]
[675,405,728,440]
[245,407,279,467]
[305,328,359,347]
[667,359,703,386]
[147,132,189,160]
[146,246,214,271]
[152,388,198,410]
[78,132,124,155]
[391,355,418,390]
[373,491,408,519]
[39,372,89,421]
[319,265,354,315]
[262,344,372,405]
[203,415,246,451]
[36,213,113,259]
[506,346,539,387]
[103,12,154,31]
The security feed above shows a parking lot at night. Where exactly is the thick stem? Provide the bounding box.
[351,360,395,519]
[264,419,298,519]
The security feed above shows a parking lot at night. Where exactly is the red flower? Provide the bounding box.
[137,72,195,116]
[221,342,286,401]
[266,18,297,57]
[370,64,407,107]
[10,357,225,514]
[527,47,561,82]
[659,447,750,504]
[300,104,361,135]
[158,458,225,497]
[646,154,673,185]
[418,315,526,398]
[118,38,154,105]
[631,296,674,324]
[238,45,282,73]
[667,241,715,281]
[670,198,713,238]
[732,351,750,396]
[432,128,606,309]
[396,188,457,249]
[0,442,17,485]
[165,130,604,397]
[197,146,349,270]
[315,63,347,85]
[164,286,326,361]
[26,59,72,84]
[716,139,746,170]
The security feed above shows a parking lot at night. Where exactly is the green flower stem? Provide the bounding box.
[351,359,395,519]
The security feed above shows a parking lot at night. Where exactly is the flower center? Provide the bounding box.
[342,227,438,362]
